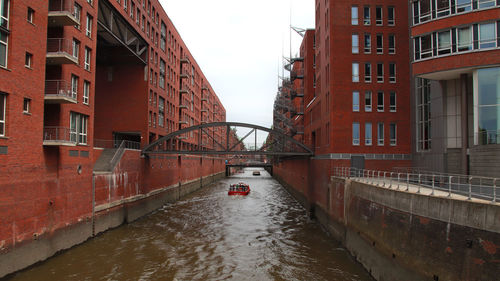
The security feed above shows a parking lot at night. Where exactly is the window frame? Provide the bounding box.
[352,33,359,54]
[364,62,371,83]
[83,80,90,105]
[479,22,497,49]
[365,91,372,112]
[365,122,372,145]
[86,14,93,37]
[375,6,383,25]
[353,91,360,112]
[84,47,91,71]
[27,7,34,24]
[73,2,81,29]
[376,34,383,54]
[351,6,359,25]
[25,52,32,68]
[377,122,384,146]
[363,6,370,25]
[388,34,396,54]
[377,63,384,83]
[389,63,396,83]
[353,122,360,145]
[390,123,397,146]
[352,62,360,82]
[23,97,30,114]
[71,74,78,100]
[0,92,5,136]
[390,91,397,112]
[364,33,371,54]
[377,91,384,112]
[387,6,395,25]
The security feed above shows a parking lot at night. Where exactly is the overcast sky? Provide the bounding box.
[159,0,314,143]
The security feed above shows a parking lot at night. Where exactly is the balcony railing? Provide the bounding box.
[43,127,76,146]
[477,130,500,145]
[94,139,141,150]
[179,103,189,109]
[180,56,190,64]
[46,38,79,65]
[291,69,304,80]
[48,0,80,26]
[44,80,77,104]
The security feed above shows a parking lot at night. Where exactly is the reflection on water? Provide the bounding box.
[6,168,372,281]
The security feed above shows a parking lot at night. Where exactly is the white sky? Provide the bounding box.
[159,0,314,144]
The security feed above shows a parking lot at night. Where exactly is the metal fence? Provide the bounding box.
[46,38,74,55]
[43,126,73,143]
[332,167,498,203]
[45,80,74,99]
[94,139,141,150]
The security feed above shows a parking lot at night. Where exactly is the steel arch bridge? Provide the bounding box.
[141,122,313,157]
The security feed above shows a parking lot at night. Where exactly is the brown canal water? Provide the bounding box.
[6,168,373,281]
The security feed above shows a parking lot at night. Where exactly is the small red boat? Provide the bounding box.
[228,182,250,196]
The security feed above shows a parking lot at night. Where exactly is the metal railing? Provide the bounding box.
[333,166,499,203]
[94,139,141,150]
[109,140,126,170]
[47,38,75,56]
[43,126,74,143]
[45,80,75,99]
[477,130,500,145]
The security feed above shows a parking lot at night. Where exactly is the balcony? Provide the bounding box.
[180,56,190,64]
[48,0,80,26]
[291,69,304,81]
[179,72,189,79]
[44,80,77,104]
[179,103,189,109]
[201,95,208,102]
[46,38,79,65]
[43,127,76,146]
[179,88,189,95]
[291,87,305,98]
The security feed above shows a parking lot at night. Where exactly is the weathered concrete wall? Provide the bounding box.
[274,160,500,281]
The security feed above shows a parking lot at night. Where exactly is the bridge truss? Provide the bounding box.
[141,122,313,157]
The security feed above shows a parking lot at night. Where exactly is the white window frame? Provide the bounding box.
[0,93,5,136]
[377,91,384,112]
[365,122,372,145]
[389,63,396,83]
[437,30,452,55]
[365,91,372,112]
[456,0,473,14]
[457,26,472,52]
[388,34,396,54]
[353,91,360,112]
[352,34,359,54]
[478,0,496,9]
[71,75,78,100]
[364,62,371,83]
[23,98,30,114]
[376,34,383,54]
[72,39,79,60]
[387,6,395,25]
[364,33,371,53]
[353,122,360,145]
[377,63,384,83]
[70,112,88,145]
[375,6,383,25]
[123,0,127,10]
[73,3,81,29]
[363,6,370,25]
[351,6,359,25]
[25,52,32,68]
[352,62,360,82]
[479,22,497,49]
[0,31,7,68]
[1,0,10,29]
[83,80,90,105]
[390,123,397,146]
[378,122,384,146]
[27,7,34,23]
[84,47,90,71]
[86,14,92,37]
[390,91,397,112]
[436,0,451,18]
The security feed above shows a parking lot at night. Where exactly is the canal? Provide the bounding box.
[6,168,372,281]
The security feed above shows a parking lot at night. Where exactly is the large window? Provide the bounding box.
[476,67,500,145]
[388,34,395,54]
[376,34,383,53]
[160,22,166,51]
[457,26,472,52]
[83,81,90,105]
[159,59,165,89]
[417,78,431,151]
[390,123,397,146]
[375,6,383,25]
[353,91,360,112]
[364,62,371,83]
[390,91,396,112]
[73,2,81,29]
[84,47,91,71]
[377,63,384,82]
[71,75,78,99]
[479,22,496,49]
[388,7,395,25]
[364,33,371,53]
[365,91,372,112]
[70,112,88,145]
[413,0,497,24]
[0,92,5,136]
[86,14,92,37]
[389,63,396,83]
[72,39,79,60]
[0,0,9,68]
[377,91,384,111]
[438,30,451,55]
[365,122,372,145]
[363,6,370,25]
[353,122,360,145]
[159,97,165,127]
[0,0,9,29]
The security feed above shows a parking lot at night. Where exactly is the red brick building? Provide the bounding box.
[0,0,226,274]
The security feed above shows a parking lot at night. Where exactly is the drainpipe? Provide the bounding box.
[461,74,469,175]
[91,173,95,236]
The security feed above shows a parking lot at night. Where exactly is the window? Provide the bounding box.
[376,34,383,54]
[123,0,127,10]
[377,91,384,111]
[160,22,166,51]
[23,98,30,113]
[364,33,371,53]
[387,7,395,25]
[87,0,93,4]
[25,52,32,68]
[377,123,384,145]
[388,34,395,54]
[148,111,152,127]
[352,34,359,54]
[363,6,370,25]
[0,0,9,29]
[352,63,359,82]
[390,123,397,145]
[0,93,5,136]
[479,22,496,49]
[364,63,371,82]
[351,6,358,25]
[27,7,34,23]
[0,31,7,67]
[479,0,496,9]
[83,81,90,104]
[73,3,81,29]
[365,91,372,112]
[390,91,396,112]
[353,91,360,112]
[456,0,472,13]
[438,30,451,55]
[84,47,91,71]
[71,75,78,99]
[72,39,79,60]
[86,14,93,37]
[436,0,450,17]
[159,97,165,127]
[353,122,360,145]
[415,0,431,24]
[136,9,140,25]
[70,112,88,145]
[415,34,433,60]
[365,123,372,145]
[159,59,165,89]
[417,78,431,151]
[141,15,145,31]
[477,67,500,145]
[375,6,382,25]
[130,2,134,18]
[457,26,472,52]
[377,63,384,82]
[389,63,396,83]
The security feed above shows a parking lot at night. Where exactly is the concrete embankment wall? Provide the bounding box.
[274,159,500,281]
[0,150,225,278]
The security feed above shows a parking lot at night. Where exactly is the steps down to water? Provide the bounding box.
[93,148,117,173]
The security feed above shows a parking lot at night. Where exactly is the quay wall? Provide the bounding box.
[274,159,500,281]
[0,150,225,278]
